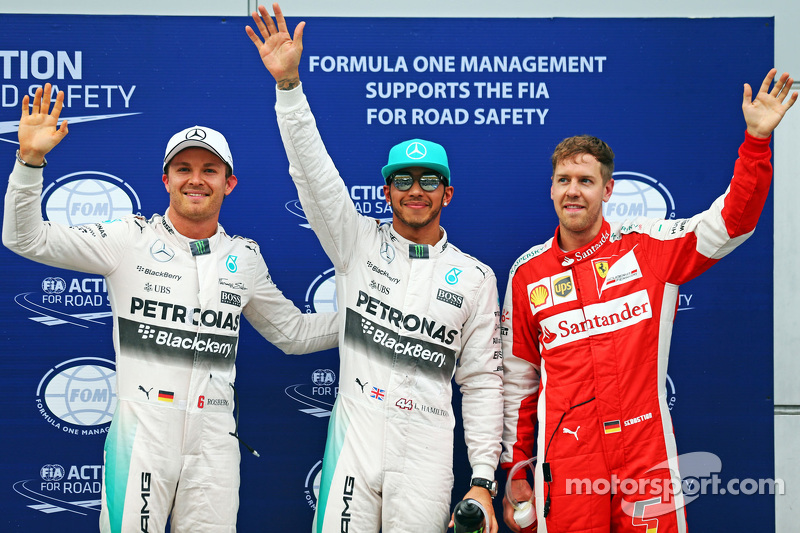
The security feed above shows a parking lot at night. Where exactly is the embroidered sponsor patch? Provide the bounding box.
[436,288,463,308]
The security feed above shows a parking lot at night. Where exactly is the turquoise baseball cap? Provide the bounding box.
[381,138,451,185]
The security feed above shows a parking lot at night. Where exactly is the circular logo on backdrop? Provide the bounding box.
[41,171,142,226]
[302,459,324,511]
[40,464,65,482]
[42,277,67,294]
[311,369,336,387]
[36,357,117,436]
[666,373,677,411]
[305,268,338,313]
[604,171,675,222]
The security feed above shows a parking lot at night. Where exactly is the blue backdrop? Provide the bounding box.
[0,14,775,531]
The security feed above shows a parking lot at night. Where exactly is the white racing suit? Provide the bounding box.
[275,84,504,532]
[3,162,338,533]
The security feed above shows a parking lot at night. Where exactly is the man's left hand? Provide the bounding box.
[448,486,498,533]
[245,3,303,89]
[743,68,797,138]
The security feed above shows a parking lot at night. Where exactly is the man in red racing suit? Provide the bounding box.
[500,70,797,533]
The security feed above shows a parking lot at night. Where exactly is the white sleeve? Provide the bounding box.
[275,84,374,272]
[3,161,128,275]
[454,269,504,480]
[242,251,338,355]
[499,264,541,470]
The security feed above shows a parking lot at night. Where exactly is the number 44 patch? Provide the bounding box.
[396,398,414,410]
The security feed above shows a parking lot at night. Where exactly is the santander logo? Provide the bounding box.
[542,326,558,344]
[539,290,652,350]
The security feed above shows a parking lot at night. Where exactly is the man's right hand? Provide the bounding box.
[18,83,68,165]
[503,479,533,532]
[245,3,304,90]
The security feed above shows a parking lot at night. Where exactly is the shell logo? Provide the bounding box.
[529,285,549,307]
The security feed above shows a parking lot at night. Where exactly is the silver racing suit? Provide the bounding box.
[275,84,504,533]
[3,162,338,533]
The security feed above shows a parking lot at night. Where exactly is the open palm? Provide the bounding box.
[18,83,68,162]
[743,69,797,138]
[245,3,304,84]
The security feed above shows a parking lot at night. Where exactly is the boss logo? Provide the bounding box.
[436,289,463,308]
[220,291,241,307]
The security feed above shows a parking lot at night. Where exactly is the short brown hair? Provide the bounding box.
[551,135,615,183]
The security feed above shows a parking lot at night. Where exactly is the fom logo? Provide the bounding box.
[42,171,141,226]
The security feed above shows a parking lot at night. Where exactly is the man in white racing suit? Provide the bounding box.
[2,84,338,533]
[246,5,504,532]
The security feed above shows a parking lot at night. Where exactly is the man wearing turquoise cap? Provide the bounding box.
[247,4,503,532]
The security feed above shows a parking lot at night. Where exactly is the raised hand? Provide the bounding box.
[743,69,798,138]
[18,83,68,165]
[245,3,304,89]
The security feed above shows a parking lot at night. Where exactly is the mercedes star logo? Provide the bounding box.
[380,242,396,263]
[186,128,207,141]
[150,239,175,262]
[405,142,427,160]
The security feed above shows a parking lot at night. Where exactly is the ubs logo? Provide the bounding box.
[41,171,141,226]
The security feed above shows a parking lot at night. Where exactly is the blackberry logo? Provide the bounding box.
[138,324,155,339]
[361,318,375,335]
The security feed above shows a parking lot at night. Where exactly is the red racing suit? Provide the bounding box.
[500,132,773,533]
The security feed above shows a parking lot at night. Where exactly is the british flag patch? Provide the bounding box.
[370,387,385,401]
